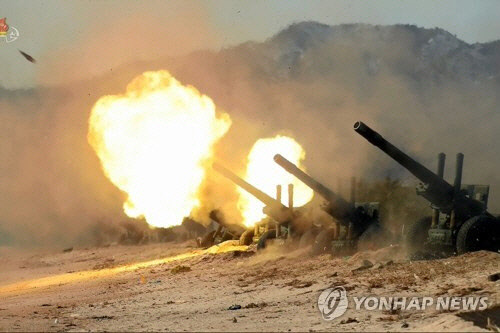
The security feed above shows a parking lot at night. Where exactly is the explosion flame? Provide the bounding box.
[88,70,231,228]
[238,135,314,226]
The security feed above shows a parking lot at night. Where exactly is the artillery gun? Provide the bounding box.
[213,163,303,249]
[273,154,389,255]
[198,210,246,247]
[354,121,500,257]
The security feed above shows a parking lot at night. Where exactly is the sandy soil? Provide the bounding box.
[0,241,498,332]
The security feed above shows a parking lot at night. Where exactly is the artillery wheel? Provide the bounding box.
[405,216,431,259]
[239,229,255,246]
[456,215,500,254]
[257,230,276,250]
[299,227,319,248]
[312,228,336,255]
[199,230,216,248]
[357,223,392,251]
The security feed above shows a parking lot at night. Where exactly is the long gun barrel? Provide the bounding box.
[273,154,352,220]
[213,163,291,222]
[353,121,486,215]
[354,121,453,207]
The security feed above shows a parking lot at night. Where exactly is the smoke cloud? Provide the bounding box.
[1,22,499,247]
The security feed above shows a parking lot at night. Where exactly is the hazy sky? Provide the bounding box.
[1,0,500,88]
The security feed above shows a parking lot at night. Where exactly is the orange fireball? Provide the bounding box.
[238,135,314,227]
[88,70,231,228]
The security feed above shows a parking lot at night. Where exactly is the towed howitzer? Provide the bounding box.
[213,163,296,248]
[198,209,247,247]
[354,121,500,256]
[273,154,385,254]
[213,163,293,223]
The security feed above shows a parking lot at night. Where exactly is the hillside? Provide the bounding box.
[1,22,499,247]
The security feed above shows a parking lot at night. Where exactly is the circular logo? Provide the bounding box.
[317,286,348,321]
[6,26,19,43]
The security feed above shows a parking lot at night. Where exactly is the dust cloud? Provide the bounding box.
[1,22,499,247]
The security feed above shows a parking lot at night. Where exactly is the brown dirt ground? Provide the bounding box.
[0,241,498,332]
